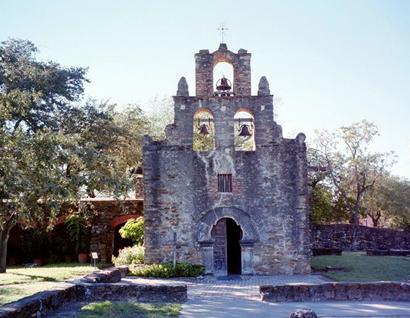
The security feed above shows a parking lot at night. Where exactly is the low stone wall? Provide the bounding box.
[0,284,83,318]
[260,282,410,302]
[85,283,187,303]
[312,224,410,251]
[0,279,187,318]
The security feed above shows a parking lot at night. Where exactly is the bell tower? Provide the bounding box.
[143,43,311,276]
[195,43,251,97]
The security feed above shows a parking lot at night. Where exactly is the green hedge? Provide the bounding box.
[130,262,204,278]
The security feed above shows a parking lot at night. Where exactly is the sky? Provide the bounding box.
[1,0,409,178]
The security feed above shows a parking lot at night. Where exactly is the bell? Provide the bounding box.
[238,124,252,137]
[199,123,209,135]
[216,76,232,91]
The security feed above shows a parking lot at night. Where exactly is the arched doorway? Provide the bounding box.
[211,217,242,275]
[111,215,141,257]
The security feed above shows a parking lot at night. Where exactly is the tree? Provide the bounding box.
[313,120,394,225]
[0,39,88,272]
[0,39,87,133]
[144,95,174,140]
[0,40,175,272]
[60,100,147,198]
[365,174,410,229]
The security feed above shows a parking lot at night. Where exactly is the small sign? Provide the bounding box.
[91,252,98,260]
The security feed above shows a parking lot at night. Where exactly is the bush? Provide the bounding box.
[112,245,144,266]
[119,218,144,245]
[130,262,204,278]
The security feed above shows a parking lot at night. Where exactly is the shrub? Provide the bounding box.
[119,218,144,245]
[130,262,204,278]
[112,245,144,266]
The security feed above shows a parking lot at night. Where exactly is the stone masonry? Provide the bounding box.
[143,43,311,275]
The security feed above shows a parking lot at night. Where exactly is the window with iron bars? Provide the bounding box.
[218,174,232,193]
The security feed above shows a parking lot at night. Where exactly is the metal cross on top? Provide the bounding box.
[217,24,228,43]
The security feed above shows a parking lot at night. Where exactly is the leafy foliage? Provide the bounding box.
[119,218,144,245]
[310,120,395,225]
[65,213,89,253]
[0,39,151,271]
[363,174,410,229]
[130,262,204,278]
[112,245,144,266]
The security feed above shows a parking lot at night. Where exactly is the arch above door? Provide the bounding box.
[197,206,258,243]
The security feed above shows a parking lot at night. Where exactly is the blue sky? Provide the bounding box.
[1,0,409,178]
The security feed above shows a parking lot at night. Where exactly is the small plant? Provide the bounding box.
[119,218,144,245]
[65,213,89,254]
[130,262,204,278]
[112,245,144,266]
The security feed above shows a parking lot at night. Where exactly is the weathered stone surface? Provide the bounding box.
[0,281,187,318]
[257,76,270,96]
[177,77,189,96]
[195,43,251,96]
[312,224,410,251]
[289,309,318,318]
[260,282,410,302]
[117,265,129,277]
[83,283,187,303]
[82,267,122,283]
[143,44,311,275]
[0,284,83,318]
[81,199,143,262]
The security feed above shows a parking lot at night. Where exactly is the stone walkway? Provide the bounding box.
[127,275,410,318]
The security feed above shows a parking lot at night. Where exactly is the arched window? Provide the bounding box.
[213,62,234,96]
[193,109,215,151]
[234,109,255,151]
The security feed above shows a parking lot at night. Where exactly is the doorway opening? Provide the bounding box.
[211,217,242,275]
[113,222,133,257]
[226,218,242,274]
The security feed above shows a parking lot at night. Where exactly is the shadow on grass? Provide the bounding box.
[6,272,57,282]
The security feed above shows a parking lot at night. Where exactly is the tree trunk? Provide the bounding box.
[0,230,10,273]
[369,211,381,228]
[350,207,360,225]
[0,217,16,273]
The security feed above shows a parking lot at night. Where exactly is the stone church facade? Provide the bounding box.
[143,43,311,275]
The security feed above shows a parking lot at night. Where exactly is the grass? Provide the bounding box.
[0,263,96,286]
[312,252,410,282]
[75,301,181,318]
[0,263,102,305]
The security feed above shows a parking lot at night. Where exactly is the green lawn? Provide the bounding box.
[0,263,98,305]
[75,301,181,318]
[0,263,95,285]
[312,252,410,282]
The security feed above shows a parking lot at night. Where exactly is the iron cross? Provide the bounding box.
[217,24,228,43]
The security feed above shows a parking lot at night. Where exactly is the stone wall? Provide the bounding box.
[312,224,410,251]
[143,44,311,275]
[0,280,187,318]
[83,199,143,262]
[260,282,410,302]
